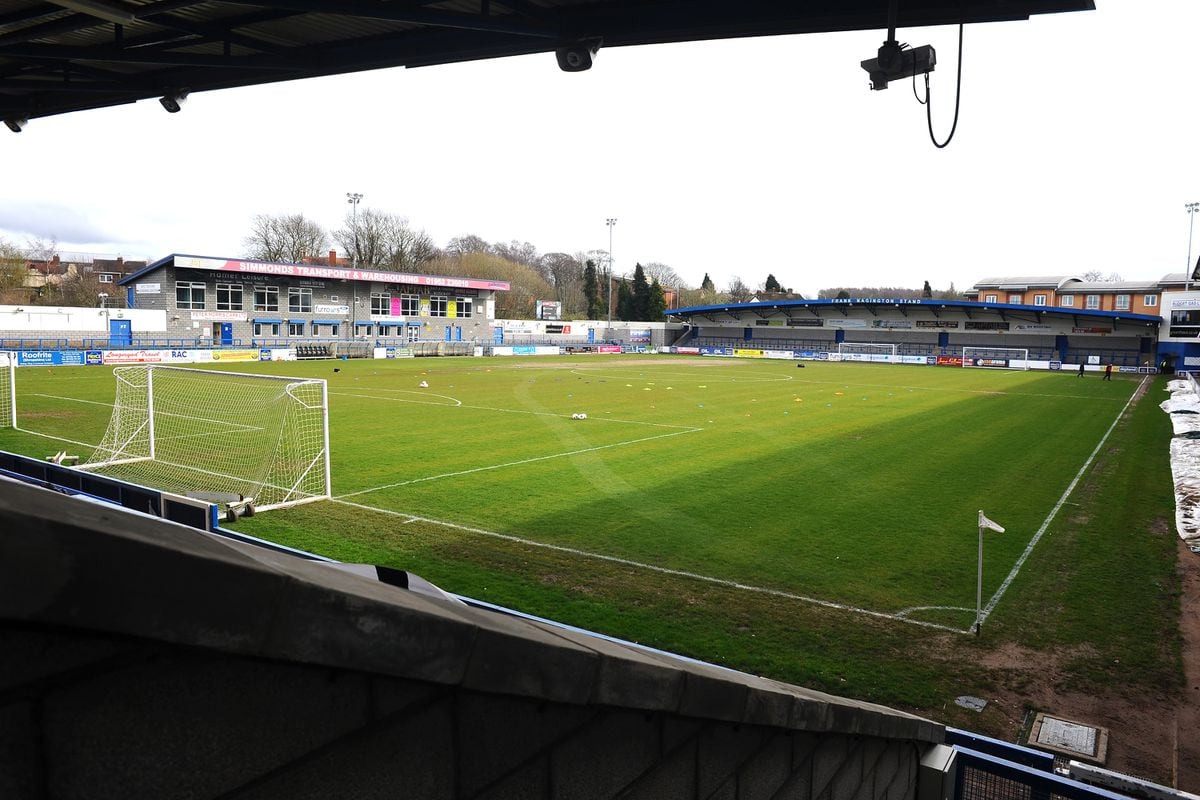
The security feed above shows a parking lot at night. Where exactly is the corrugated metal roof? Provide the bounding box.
[0,0,1093,125]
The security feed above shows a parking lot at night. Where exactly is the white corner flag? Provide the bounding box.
[974,510,1005,636]
[978,510,1005,533]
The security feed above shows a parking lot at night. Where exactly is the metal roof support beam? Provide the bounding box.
[215,0,557,38]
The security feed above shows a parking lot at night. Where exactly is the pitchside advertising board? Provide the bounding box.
[17,351,99,366]
[13,349,294,367]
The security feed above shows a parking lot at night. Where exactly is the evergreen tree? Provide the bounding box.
[583,259,601,318]
[616,279,634,321]
[836,290,851,300]
[648,278,667,320]
[701,273,715,294]
[631,263,651,320]
[922,280,933,298]
[764,273,781,292]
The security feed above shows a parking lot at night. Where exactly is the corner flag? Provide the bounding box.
[978,510,1005,533]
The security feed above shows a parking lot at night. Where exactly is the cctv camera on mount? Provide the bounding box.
[556,38,602,72]
[860,41,935,90]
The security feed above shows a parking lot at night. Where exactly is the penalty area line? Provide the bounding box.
[978,375,1146,627]
[333,498,965,634]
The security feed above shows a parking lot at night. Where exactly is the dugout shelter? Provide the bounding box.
[668,297,1161,369]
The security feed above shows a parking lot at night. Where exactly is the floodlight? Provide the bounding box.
[159,91,188,113]
[4,118,27,133]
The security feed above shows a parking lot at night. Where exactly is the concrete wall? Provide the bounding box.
[0,476,942,800]
[0,624,920,800]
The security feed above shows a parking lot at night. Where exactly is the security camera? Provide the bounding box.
[159,91,188,113]
[4,117,27,133]
[556,38,602,72]
[860,42,935,90]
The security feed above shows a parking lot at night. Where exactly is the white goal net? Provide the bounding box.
[837,342,897,363]
[0,352,13,428]
[80,365,330,511]
[962,346,1030,370]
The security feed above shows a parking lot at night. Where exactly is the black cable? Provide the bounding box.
[926,23,963,148]
[912,67,928,105]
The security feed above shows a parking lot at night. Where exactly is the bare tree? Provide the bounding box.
[641,261,688,289]
[25,235,58,264]
[445,234,493,258]
[333,208,434,271]
[543,252,586,316]
[243,214,328,263]
[0,238,27,302]
[726,276,753,303]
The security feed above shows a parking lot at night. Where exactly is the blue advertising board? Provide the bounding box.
[19,350,103,366]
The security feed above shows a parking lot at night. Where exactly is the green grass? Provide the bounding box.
[0,355,1181,728]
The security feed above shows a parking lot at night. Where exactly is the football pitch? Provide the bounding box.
[0,355,1143,634]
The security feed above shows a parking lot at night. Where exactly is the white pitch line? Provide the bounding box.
[978,375,1147,627]
[332,498,966,634]
[335,426,702,499]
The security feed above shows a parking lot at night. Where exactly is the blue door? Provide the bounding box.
[109,318,132,346]
[455,326,462,342]
[220,322,233,345]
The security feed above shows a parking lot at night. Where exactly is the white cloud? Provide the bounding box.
[6,1,1199,296]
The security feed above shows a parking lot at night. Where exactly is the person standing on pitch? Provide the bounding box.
[1103,363,1113,381]
[1078,362,1085,377]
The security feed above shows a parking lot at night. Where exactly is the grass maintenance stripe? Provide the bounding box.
[335,426,701,499]
[332,497,965,634]
[978,375,1146,626]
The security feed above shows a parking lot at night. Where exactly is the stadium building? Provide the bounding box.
[118,254,510,346]
[663,272,1200,371]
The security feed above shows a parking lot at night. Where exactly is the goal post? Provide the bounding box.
[79,365,331,512]
[837,342,898,363]
[0,352,13,429]
[962,346,1030,370]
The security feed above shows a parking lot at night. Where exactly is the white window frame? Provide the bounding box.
[1114,294,1130,311]
[253,322,279,337]
[407,325,420,342]
[254,286,279,312]
[429,295,448,317]
[456,297,474,318]
[1034,294,1047,306]
[98,274,114,284]
[1086,294,1100,310]
[370,292,390,315]
[400,294,419,316]
[216,283,243,311]
[1060,295,1075,307]
[1008,294,1022,304]
[1144,294,1158,307]
[288,322,304,336]
[288,287,313,313]
[175,281,205,310]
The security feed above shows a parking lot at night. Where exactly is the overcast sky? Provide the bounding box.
[1,1,1197,297]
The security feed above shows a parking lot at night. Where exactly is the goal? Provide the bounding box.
[962,346,1030,370]
[79,365,330,511]
[837,342,897,363]
[0,352,13,428]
